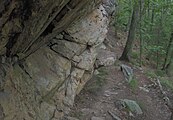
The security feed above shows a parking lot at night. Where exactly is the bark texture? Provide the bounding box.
[119,0,140,61]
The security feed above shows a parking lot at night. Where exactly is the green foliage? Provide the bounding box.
[71,111,84,119]
[131,51,139,59]
[115,0,133,29]
[129,78,138,92]
[155,70,166,77]
[116,0,173,68]
[160,78,173,91]
[145,69,166,79]
[145,70,157,79]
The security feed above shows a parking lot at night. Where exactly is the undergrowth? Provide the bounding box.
[160,78,173,91]
[129,78,138,92]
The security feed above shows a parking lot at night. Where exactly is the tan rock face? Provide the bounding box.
[66,5,108,46]
[0,1,115,119]
[25,47,71,96]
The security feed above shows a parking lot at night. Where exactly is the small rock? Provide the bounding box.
[139,86,149,92]
[56,33,64,39]
[99,43,107,49]
[108,111,121,120]
[120,64,133,82]
[121,99,143,115]
[91,116,105,120]
[104,90,118,97]
[65,116,79,120]
[104,93,110,97]
[81,108,94,115]
[94,70,100,75]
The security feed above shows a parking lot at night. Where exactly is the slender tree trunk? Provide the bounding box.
[162,33,173,70]
[156,29,160,69]
[157,6,164,69]
[166,51,173,76]
[139,0,143,66]
[150,3,155,32]
[119,0,140,61]
[125,0,132,32]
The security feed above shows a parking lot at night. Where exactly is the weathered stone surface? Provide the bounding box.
[0,105,4,120]
[121,99,143,115]
[51,40,86,59]
[65,116,79,120]
[76,70,94,94]
[64,68,85,106]
[53,110,64,120]
[24,47,71,96]
[0,1,115,119]
[0,47,6,55]
[102,0,116,16]
[95,49,116,68]
[1,65,39,120]
[121,64,134,82]
[66,5,109,46]
[40,102,56,120]
[76,48,97,71]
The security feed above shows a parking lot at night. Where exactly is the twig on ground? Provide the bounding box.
[156,78,173,120]
[108,110,121,120]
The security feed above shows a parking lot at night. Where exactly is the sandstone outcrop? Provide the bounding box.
[0,0,115,119]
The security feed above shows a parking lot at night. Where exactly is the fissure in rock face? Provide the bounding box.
[0,0,115,119]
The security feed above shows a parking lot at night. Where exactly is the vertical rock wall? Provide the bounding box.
[0,1,115,120]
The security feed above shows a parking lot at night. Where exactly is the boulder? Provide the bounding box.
[120,99,143,115]
[120,64,134,82]
[0,0,115,119]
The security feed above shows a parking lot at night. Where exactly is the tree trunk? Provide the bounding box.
[162,33,173,70]
[139,0,144,66]
[125,0,132,32]
[119,0,140,61]
[166,52,173,76]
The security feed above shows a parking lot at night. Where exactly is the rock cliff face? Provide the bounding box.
[0,0,115,120]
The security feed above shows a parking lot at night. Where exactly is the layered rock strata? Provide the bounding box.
[0,0,115,119]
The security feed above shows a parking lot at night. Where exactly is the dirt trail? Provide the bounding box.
[66,27,172,120]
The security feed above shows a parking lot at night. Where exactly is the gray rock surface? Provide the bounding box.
[66,5,109,46]
[64,116,79,120]
[0,1,115,120]
[102,0,117,16]
[51,40,86,59]
[121,64,134,82]
[121,99,143,115]
[95,49,116,68]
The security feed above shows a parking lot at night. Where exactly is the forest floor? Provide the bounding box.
[66,27,173,120]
